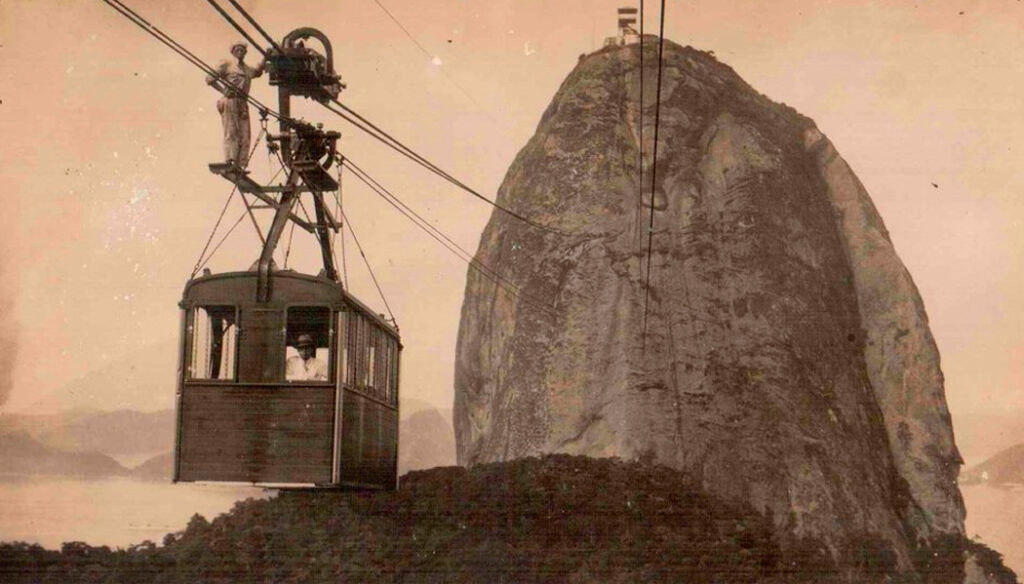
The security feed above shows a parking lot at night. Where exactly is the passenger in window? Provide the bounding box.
[286,334,327,381]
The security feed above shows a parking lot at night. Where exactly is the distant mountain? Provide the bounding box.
[0,432,127,478]
[38,409,174,457]
[0,408,174,458]
[1,402,455,478]
[399,398,448,419]
[128,402,457,481]
[961,443,1024,487]
[129,404,459,480]
[399,407,455,475]
[130,451,174,481]
[954,411,1024,467]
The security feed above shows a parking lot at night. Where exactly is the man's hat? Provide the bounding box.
[295,333,315,348]
[230,41,247,52]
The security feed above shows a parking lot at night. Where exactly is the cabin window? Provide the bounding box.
[366,343,376,388]
[285,306,331,382]
[339,310,397,405]
[384,335,398,405]
[336,310,349,384]
[343,311,357,389]
[343,311,366,393]
[189,306,237,380]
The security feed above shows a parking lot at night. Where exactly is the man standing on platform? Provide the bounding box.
[206,42,265,168]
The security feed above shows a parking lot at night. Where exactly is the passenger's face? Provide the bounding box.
[299,345,314,360]
[232,45,247,60]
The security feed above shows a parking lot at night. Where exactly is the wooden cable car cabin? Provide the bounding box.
[174,271,400,489]
[173,28,399,489]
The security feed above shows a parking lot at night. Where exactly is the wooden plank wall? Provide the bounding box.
[340,391,398,488]
[178,385,334,484]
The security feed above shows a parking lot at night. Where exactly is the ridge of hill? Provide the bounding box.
[0,432,127,478]
[129,452,174,481]
[399,406,456,474]
[962,444,1024,487]
[954,412,1024,467]
[0,408,175,458]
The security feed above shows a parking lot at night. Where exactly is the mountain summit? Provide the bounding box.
[454,39,998,580]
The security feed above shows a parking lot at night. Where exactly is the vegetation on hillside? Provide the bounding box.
[0,456,1016,583]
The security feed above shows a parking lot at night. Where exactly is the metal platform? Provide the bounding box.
[208,162,315,232]
[208,162,315,194]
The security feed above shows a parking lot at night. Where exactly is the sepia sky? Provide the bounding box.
[0,0,1021,424]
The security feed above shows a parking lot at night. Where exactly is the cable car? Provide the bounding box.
[174,271,400,489]
[172,28,400,490]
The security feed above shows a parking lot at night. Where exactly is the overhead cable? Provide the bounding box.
[198,0,552,235]
[336,207,398,327]
[641,0,667,354]
[341,157,558,316]
[125,0,563,237]
[192,138,284,272]
[337,165,349,286]
[225,0,283,52]
[191,187,238,278]
[189,126,268,276]
[99,0,285,125]
[370,0,502,127]
[637,0,645,247]
[372,0,433,60]
[101,0,567,302]
[205,0,269,58]
[195,211,249,274]
[322,100,565,235]
[103,0,218,78]
[283,221,297,269]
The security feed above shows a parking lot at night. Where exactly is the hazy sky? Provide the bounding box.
[0,0,1021,422]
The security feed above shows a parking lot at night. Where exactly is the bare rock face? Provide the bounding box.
[804,128,965,540]
[455,40,971,577]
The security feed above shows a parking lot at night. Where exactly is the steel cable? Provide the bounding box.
[321,100,566,236]
[225,0,283,52]
[337,208,398,328]
[641,0,667,354]
[205,0,269,58]
[341,157,558,316]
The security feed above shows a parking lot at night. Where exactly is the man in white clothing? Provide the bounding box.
[285,334,327,381]
[206,42,265,167]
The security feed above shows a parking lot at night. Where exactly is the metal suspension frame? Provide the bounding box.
[209,26,345,302]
